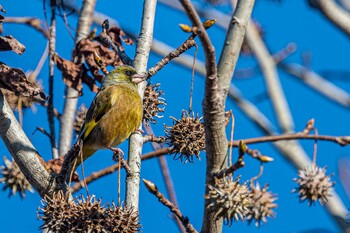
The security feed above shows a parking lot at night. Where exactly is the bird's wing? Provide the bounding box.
[79,86,113,141]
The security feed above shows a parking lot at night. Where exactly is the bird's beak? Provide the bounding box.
[132,73,146,84]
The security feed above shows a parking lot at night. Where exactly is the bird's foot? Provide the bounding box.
[109,147,131,174]
[109,147,124,161]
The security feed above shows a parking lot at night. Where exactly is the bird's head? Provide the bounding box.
[102,65,146,87]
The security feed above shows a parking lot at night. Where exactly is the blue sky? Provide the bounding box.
[1,0,350,232]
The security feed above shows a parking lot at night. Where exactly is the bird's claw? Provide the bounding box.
[109,147,124,162]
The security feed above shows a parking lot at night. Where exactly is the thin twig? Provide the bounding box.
[48,0,59,159]
[142,134,166,144]
[69,146,164,193]
[228,134,350,147]
[3,17,49,38]
[147,38,196,78]
[143,179,198,233]
[59,0,96,156]
[94,20,133,65]
[143,123,186,233]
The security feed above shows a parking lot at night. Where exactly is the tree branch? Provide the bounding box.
[126,0,157,210]
[244,19,294,133]
[143,179,198,233]
[48,0,59,159]
[0,91,52,197]
[59,0,96,156]
[3,17,49,38]
[308,0,350,37]
[280,63,350,108]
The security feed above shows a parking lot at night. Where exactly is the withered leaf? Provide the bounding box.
[53,54,83,93]
[75,39,123,83]
[0,35,25,54]
[0,62,47,101]
[107,26,134,47]
[46,157,80,182]
[53,53,99,93]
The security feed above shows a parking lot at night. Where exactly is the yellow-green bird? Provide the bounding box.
[72,65,145,172]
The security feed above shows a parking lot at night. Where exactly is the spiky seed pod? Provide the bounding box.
[205,177,252,225]
[164,110,205,163]
[38,191,77,232]
[143,83,166,124]
[73,104,88,135]
[293,166,335,206]
[247,183,277,226]
[105,203,142,233]
[74,195,106,232]
[38,192,141,233]
[0,156,33,198]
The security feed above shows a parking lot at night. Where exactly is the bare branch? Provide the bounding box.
[245,20,294,132]
[3,17,49,38]
[281,63,350,108]
[230,134,350,147]
[59,0,96,156]
[126,0,157,210]
[308,0,350,37]
[69,147,168,193]
[48,1,59,159]
[0,91,52,197]
[143,179,198,233]
[144,123,186,233]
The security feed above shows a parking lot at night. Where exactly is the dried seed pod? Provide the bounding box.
[247,183,277,226]
[293,166,335,206]
[73,104,88,135]
[38,191,77,232]
[74,195,106,232]
[105,203,141,233]
[164,110,205,163]
[205,177,252,225]
[38,192,141,233]
[0,156,33,198]
[143,83,166,124]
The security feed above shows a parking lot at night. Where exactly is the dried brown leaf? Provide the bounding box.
[75,39,122,82]
[0,62,47,101]
[46,157,80,182]
[53,54,83,93]
[107,26,134,46]
[54,54,98,93]
[0,35,25,54]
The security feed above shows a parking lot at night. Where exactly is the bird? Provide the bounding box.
[72,65,145,172]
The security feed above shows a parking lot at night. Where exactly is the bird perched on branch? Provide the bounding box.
[72,65,145,172]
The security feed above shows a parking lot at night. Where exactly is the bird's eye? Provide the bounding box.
[125,70,132,76]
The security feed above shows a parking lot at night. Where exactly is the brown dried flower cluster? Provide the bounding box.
[143,83,165,124]
[73,104,88,135]
[164,110,205,163]
[247,182,277,226]
[38,191,141,233]
[0,156,33,198]
[293,165,335,206]
[206,177,252,225]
